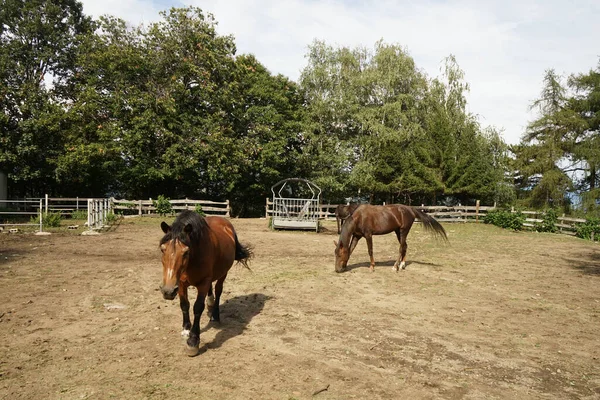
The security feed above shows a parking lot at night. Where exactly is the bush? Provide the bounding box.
[534,209,558,233]
[194,203,206,216]
[483,209,525,231]
[71,210,87,220]
[153,195,173,216]
[576,218,600,241]
[30,212,62,228]
[106,212,120,224]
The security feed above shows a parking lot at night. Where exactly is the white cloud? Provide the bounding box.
[78,0,600,144]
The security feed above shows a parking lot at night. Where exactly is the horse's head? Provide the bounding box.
[333,240,349,273]
[159,221,192,300]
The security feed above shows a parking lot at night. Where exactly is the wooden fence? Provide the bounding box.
[112,198,230,217]
[266,199,590,236]
[417,201,493,223]
[515,209,587,236]
[266,199,492,222]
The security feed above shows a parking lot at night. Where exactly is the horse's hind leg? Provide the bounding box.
[393,229,408,272]
[206,284,214,319]
[365,234,375,272]
[179,282,191,336]
[210,274,227,322]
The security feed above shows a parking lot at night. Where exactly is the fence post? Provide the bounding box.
[76,197,79,210]
[87,199,92,230]
[265,198,269,218]
[39,198,43,233]
[45,194,48,214]
[475,200,480,223]
[138,200,142,216]
[225,200,230,217]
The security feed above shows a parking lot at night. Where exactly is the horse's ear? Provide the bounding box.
[161,222,171,233]
[184,223,193,234]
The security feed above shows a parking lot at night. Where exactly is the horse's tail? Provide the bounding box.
[234,232,253,270]
[412,207,448,242]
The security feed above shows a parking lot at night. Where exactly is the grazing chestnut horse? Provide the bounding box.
[334,204,447,273]
[335,203,360,234]
[159,210,251,356]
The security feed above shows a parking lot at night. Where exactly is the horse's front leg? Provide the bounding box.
[186,284,208,357]
[348,235,360,255]
[365,234,375,272]
[179,281,191,337]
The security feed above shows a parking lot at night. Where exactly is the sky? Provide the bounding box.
[79,0,600,145]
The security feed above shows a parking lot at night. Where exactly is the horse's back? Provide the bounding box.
[205,216,238,276]
[353,204,414,234]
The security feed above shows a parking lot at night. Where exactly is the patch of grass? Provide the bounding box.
[70,210,87,220]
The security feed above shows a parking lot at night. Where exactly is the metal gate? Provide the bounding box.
[271,178,321,232]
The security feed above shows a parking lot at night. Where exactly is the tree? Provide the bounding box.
[300,45,507,205]
[228,54,308,216]
[569,61,600,213]
[514,69,582,208]
[0,0,93,196]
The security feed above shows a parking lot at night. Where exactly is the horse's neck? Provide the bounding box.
[340,220,355,246]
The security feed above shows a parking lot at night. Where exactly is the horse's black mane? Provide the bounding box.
[160,210,208,247]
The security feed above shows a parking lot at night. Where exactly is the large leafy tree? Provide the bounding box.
[229,54,308,216]
[300,43,506,205]
[59,7,241,199]
[0,0,93,196]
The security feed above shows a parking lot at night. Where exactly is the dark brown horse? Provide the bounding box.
[335,203,360,234]
[159,210,252,356]
[334,204,447,273]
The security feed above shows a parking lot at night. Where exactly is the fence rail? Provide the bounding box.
[512,208,587,236]
[112,198,230,217]
[0,199,44,233]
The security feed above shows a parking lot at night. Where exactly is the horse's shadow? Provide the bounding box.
[200,293,270,351]
[344,259,442,271]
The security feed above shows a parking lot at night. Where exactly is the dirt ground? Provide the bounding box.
[0,217,599,400]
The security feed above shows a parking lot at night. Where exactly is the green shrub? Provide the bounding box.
[194,203,206,216]
[153,195,173,216]
[534,209,558,233]
[71,210,87,220]
[576,218,600,241]
[483,209,525,231]
[106,212,120,224]
[30,212,62,228]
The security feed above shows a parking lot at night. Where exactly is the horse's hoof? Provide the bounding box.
[400,262,406,270]
[185,345,200,357]
[181,329,190,338]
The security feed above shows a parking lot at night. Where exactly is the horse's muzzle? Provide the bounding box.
[160,285,178,300]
